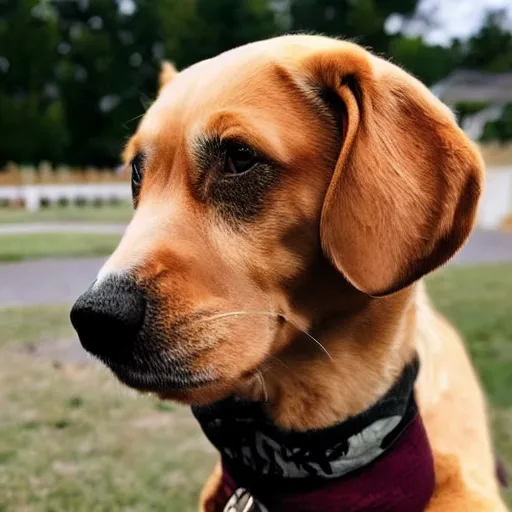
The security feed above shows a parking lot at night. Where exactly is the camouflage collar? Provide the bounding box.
[192,358,419,484]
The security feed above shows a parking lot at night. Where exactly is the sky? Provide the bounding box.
[387,0,512,46]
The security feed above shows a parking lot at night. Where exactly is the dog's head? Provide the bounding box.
[71,35,483,405]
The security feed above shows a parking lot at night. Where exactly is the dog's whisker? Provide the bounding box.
[124,112,146,126]
[193,311,333,362]
[194,311,278,324]
[279,315,334,362]
[267,355,291,371]
[256,369,269,402]
[300,330,334,362]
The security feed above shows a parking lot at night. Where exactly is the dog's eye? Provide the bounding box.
[130,153,144,198]
[224,142,258,175]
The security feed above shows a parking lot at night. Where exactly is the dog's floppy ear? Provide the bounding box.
[159,60,178,91]
[306,43,484,297]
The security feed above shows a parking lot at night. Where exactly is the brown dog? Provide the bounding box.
[71,35,507,511]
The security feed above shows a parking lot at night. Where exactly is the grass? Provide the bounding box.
[0,233,121,262]
[428,263,512,409]
[0,306,75,349]
[0,264,510,510]
[0,202,133,224]
[0,306,215,512]
[429,264,512,508]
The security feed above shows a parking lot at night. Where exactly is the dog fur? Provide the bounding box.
[99,35,506,510]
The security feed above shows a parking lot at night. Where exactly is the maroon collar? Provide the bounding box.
[193,359,435,511]
[214,411,434,511]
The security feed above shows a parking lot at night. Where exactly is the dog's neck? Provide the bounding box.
[192,266,432,510]
[193,357,419,475]
[240,261,418,431]
[192,343,433,511]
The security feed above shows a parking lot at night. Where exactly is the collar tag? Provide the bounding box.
[223,488,268,512]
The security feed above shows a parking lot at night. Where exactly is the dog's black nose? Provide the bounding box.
[70,276,146,361]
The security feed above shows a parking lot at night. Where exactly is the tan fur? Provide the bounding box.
[104,35,506,510]
[158,60,178,91]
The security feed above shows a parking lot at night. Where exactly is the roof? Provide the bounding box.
[432,69,512,103]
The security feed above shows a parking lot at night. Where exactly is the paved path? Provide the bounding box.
[0,229,510,307]
[0,222,126,235]
[451,229,512,265]
[0,257,106,307]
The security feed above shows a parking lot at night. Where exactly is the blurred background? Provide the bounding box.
[0,1,511,510]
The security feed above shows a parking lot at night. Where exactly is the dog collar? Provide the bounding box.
[193,359,419,481]
[192,358,435,511]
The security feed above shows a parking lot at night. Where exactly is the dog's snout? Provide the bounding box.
[70,276,146,360]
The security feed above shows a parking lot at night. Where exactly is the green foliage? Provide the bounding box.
[458,11,512,73]
[0,0,66,165]
[388,37,455,86]
[53,0,162,166]
[1,0,512,166]
[0,0,282,167]
[454,101,489,130]
[481,104,512,144]
[158,0,280,69]
[0,92,68,164]
[288,0,416,50]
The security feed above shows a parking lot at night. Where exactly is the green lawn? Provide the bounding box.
[428,264,512,510]
[0,233,121,262]
[0,306,216,512]
[0,202,133,224]
[0,264,510,510]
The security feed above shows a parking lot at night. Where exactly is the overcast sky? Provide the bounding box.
[387,0,512,46]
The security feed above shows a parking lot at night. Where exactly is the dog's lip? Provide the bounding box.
[102,358,221,393]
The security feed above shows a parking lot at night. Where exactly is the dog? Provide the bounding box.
[71,35,507,511]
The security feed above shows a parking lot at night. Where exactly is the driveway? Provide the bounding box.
[0,257,106,307]
[0,229,510,307]
[451,229,512,265]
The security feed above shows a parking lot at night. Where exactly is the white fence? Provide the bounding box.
[478,166,512,229]
[0,163,130,212]
[0,182,131,212]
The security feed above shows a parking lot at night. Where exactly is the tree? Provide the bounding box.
[0,0,283,167]
[0,0,67,166]
[53,0,162,166]
[458,10,512,73]
[288,0,418,53]
[481,104,512,143]
[3,0,512,166]
[389,36,455,86]
[158,0,281,69]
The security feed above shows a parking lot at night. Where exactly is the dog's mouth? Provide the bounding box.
[99,355,221,394]
[109,364,220,395]
[94,347,270,405]
[76,304,279,402]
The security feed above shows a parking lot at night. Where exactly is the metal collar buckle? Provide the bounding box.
[223,488,268,512]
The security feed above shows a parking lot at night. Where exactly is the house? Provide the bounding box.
[433,70,512,230]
